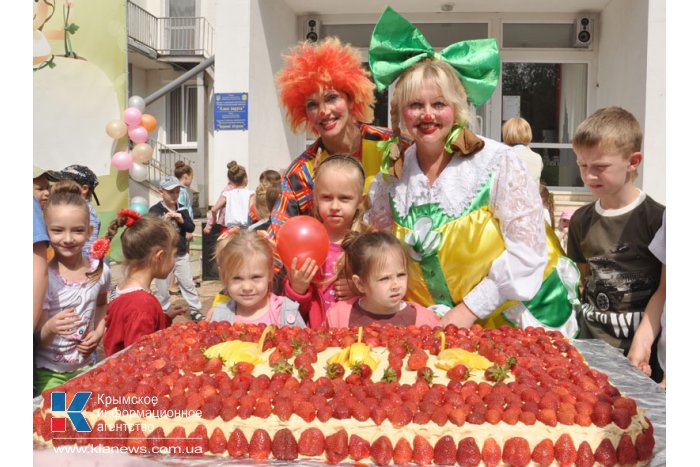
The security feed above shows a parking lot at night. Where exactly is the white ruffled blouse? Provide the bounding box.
[366,137,548,318]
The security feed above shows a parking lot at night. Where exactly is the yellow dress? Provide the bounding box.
[368,128,579,336]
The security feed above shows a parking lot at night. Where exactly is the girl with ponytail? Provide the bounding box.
[35,181,112,392]
[101,212,186,356]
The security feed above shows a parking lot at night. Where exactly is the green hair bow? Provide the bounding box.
[369,6,500,108]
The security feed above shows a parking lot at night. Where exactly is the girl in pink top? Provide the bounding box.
[283,155,367,328]
[325,231,439,328]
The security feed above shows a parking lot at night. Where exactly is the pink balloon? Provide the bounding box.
[123,107,143,126]
[128,125,149,144]
[111,151,133,171]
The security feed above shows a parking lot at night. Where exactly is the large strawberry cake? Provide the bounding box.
[33,322,655,466]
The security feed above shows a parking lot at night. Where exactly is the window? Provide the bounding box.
[501,62,588,187]
[166,85,198,144]
[166,0,197,54]
[503,23,576,48]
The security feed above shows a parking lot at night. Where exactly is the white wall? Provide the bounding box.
[642,0,665,204]
[249,0,301,179]
[597,0,664,202]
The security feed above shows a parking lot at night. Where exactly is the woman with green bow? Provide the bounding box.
[366,7,580,336]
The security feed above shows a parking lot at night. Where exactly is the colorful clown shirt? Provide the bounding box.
[366,128,579,337]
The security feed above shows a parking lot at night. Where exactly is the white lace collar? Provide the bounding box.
[390,138,504,218]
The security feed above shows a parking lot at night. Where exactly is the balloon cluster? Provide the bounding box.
[105,96,157,183]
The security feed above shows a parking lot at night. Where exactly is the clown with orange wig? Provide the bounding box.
[269,38,408,254]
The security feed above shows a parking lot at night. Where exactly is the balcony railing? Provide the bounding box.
[127,1,214,58]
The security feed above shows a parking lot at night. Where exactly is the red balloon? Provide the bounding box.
[276,216,329,271]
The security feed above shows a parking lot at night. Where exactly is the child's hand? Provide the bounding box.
[288,257,318,295]
[46,308,81,336]
[77,330,102,356]
[166,304,188,319]
[186,232,194,241]
[203,225,212,235]
[627,342,652,376]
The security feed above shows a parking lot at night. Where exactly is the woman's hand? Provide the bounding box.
[287,257,318,295]
[203,225,212,235]
[438,302,479,329]
[46,308,81,336]
[77,329,102,356]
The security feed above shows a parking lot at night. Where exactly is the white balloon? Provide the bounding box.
[129,162,149,182]
[127,96,146,113]
[130,196,147,206]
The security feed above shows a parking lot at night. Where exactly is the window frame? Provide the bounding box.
[166,83,198,148]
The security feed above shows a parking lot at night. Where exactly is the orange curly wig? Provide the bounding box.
[276,37,376,134]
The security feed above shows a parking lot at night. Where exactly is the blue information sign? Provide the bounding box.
[214,92,248,130]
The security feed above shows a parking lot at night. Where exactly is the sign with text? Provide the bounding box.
[214,92,248,130]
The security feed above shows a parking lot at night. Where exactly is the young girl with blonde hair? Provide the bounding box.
[35,181,111,393]
[282,154,367,328]
[101,212,186,356]
[208,228,304,326]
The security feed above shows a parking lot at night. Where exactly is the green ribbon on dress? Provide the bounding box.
[368,6,500,107]
[376,136,400,181]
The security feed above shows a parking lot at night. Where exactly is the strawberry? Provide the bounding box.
[203,357,223,374]
[350,362,372,379]
[447,364,470,382]
[248,429,272,459]
[127,426,147,450]
[187,425,207,456]
[484,363,510,382]
[448,406,467,426]
[456,437,481,466]
[416,367,434,384]
[147,426,166,451]
[612,407,632,429]
[594,438,617,467]
[298,428,325,456]
[294,400,316,423]
[325,429,349,464]
[485,408,503,425]
[352,403,371,422]
[576,440,595,467]
[271,428,298,461]
[592,401,613,427]
[531,439,554,466]
[297,362,315,380]
[412,434,434,466]
[502,437,530,467]
[349,434,371,461]
[393,437,413,465]
[370,436,393,466]
[381,367,399,383]
[553,434,576,466]
[325,363,345,379]
[208,427,227,454]
[370,406,387,425]
[273,396,293,421]
[235,361,255,374]
[407,348,429,370]
[166,426,187,450]
[616,434,637,465]
[388,405,413,428]
[482,438,502,467]
[635,430,655,460]
[613,396,637,414]
[502,406,521,425]
[434,435,457,465]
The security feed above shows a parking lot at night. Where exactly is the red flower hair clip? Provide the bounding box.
[118,209,142,227]
[89,237,111,260]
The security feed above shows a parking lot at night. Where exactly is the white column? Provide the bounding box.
[642,0,665,204]
[212,0,252,202]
